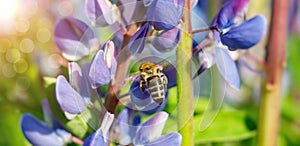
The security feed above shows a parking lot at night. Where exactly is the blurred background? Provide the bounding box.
[0,0,299,145]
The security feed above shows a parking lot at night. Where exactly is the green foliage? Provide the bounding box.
[66,115,89,139]
[0,105,29,146]
[194,111,256,144]
[287,35,300,88]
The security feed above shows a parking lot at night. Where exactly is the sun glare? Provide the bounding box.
[0,0,18,21]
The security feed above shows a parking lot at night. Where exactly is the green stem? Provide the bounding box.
[257,0,288,145]
[177,0,193,145]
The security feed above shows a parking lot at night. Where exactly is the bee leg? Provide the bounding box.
[140,80,146,92]
[163,75,168,89]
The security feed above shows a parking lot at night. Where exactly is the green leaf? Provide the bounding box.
[66,115,89,139]
[194,111,256,144]
[45,82,68,125]
[80,105,101,131]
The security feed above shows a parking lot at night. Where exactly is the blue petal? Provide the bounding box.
[68,62,91,101]
[20,113,64,146]
[128,23,149,55]
[152,25,181,52]
[211,0,250,29]
[163,63,177,88]
[103,40,117,75]
[142,92,168,115]
[88,49,111,88]
[220,15,267,50]
[147,0,184,30]
[215,46,240,89]
[130,76,168,112]
[145,132,182,146]
[112,108,133,145]
[84,113,114,146]
[83,129,107,146]
[85,0,119,27]
[54,16,97,61]
[133,112,168,145]
[56,75,86,118]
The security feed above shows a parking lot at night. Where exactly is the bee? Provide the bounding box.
[139,62,168,105]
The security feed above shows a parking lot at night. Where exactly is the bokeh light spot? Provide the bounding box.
[2,63,16,78]
[0,39,12,53]
[6,49,21,63]
[36,28,51,43]
[15,19,30,33]
[20,38,34,53]
[13,59,28,73]
[58,0,74,16]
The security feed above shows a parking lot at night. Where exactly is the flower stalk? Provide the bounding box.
[104,24,138,113]
[176,0,194,145]
[257,0,288,145]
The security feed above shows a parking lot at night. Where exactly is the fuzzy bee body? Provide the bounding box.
[139,62,168,105]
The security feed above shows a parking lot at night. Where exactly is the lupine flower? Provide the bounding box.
[146,0,185,30]
[220,15,267,50]
[83,112,114,146]
[112,108,182,145]
[152,25,181,52]
[21,113,72,146]
[56,61,94,119]
[89,40,117,88]
[194,0,266,89]
[85,0,120,27]
[54,16,98,61]
[210,0,266,50]
[128,23,150,55]
[21,100,72,146]
[212,0,250,30]
[56,75,88,119]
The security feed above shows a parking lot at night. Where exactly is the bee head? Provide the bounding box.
[139,62,158,74]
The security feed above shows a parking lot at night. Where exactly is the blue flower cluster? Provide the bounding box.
[20,0,266,145]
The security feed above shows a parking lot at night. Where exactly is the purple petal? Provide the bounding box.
[111,108,133,145]
[145,132,182,146]
[56,75,86,118]
[130,76,168,112]
[103,41,117,73]
[147,0,184,30]
[119,0,135,26]
[68,62,91,101]
[193,51,215,78]
[42,99,55,128]
[83,129,107,146]
[215,46,240,89]
[54,16,97,61]
[163,63,177,88]
[84,112,114,146]
[220,15,267,50]
[85,0,119,27]
[88,49,111,88]
[133,112,169,145]
[152,25,181,52]
[128,23,150,55]
[212,0,250,29]
[20,113,64,146]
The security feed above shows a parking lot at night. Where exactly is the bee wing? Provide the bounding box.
[198,70,227,131]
